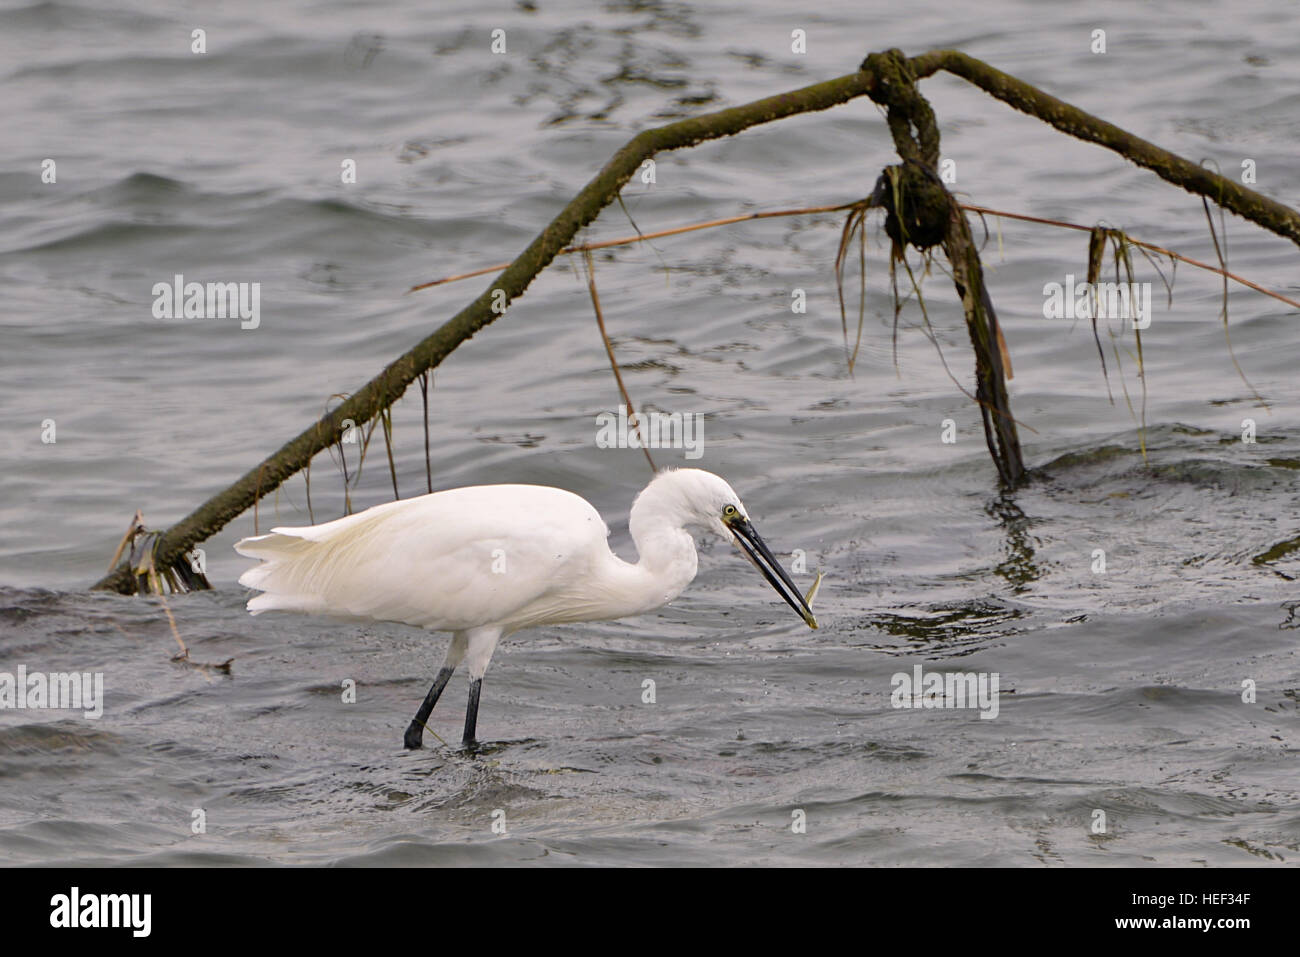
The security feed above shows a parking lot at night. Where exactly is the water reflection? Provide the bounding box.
[985,492,1041,592]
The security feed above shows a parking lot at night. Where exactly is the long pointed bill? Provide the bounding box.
[727,517,818,630]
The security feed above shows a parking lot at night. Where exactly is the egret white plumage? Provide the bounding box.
[234,468,817,749]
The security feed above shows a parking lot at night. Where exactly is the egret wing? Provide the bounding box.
[236,485,610,631]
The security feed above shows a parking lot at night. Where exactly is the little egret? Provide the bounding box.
[235,468,817,749]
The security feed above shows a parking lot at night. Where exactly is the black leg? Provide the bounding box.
[462,678,482,747]
[404,666,455,749]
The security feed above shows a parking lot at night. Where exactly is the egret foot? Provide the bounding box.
[462,678,482,748]
[404,666,456,750]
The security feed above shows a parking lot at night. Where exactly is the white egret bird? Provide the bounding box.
[235,468,817,750]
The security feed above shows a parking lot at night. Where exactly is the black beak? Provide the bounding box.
[727,517,818,630]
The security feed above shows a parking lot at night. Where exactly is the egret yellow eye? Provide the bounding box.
[723,504,738,518]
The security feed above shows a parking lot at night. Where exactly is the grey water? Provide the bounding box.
[1,0,1298,866]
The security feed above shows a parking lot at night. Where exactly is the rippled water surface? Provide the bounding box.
[1,0,1299,865]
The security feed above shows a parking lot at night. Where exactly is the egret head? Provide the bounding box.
[646,469,818,630]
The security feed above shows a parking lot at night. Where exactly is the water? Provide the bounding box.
[1,0,1298,865]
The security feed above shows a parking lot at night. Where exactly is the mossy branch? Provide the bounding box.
[864,49,1024,485]
[90,70,882,593]
[911,50,1300,247]
[92,49,1300,593]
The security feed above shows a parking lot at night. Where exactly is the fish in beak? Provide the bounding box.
[725,515,819,630]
